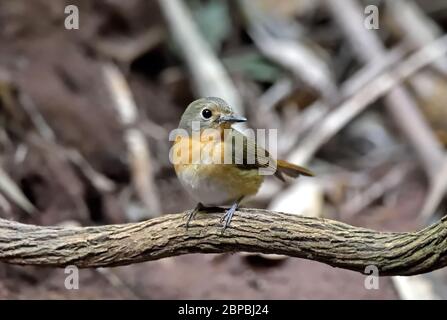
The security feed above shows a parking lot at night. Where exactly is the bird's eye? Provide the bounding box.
[201,108,212,119]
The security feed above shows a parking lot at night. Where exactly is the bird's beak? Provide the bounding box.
[218,114,247,124]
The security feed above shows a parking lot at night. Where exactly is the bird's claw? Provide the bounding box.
[184,210,196,229]
[185,203,203,229]
[220,201,239,233]
[219,212,227,223]
[186,200,242,232]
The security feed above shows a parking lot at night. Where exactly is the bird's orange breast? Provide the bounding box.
[173,132,264,202]
[172,130,226,168]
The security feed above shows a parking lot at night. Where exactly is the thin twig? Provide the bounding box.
[287,35,447,170]
[158,0,245,117]
[95,27,165,64]
[281,42,407,156]
[419,154,447,223]
[325,0,444,181]
[0,167,35,215]
[387,0,447,76]
[19,93,116,194]
[341,162,415,218]
[240,0,337,103]
[103,63,161,219]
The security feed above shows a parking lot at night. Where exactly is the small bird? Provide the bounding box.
[173,97,314,231]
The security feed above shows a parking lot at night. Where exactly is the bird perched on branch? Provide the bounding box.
[172,97,314,231]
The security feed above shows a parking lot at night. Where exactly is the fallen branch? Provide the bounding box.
[419,154,447,222]
[158,0,245,118]
[325,0,444,181]
[240,0,338,103]
[0,167,35,215]
[103,63,161,219]
[387,0,447,76]
[1,209,447,276]
[341,162,415,218]
[288,34,447,166]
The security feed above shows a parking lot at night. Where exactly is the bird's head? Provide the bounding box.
[179,97,246,132]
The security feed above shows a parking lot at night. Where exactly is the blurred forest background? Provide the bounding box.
[1,0,447,299]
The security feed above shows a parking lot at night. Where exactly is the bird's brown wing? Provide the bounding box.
[228,129,314,180]
[228,129,275,171]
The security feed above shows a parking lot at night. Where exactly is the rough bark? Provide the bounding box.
[1,209,447,276]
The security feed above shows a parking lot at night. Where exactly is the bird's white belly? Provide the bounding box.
[177,165,233,206]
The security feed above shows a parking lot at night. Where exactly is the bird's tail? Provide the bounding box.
[274,159,314,181]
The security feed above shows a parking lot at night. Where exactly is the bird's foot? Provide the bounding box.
[185,202,204,229]
[220,198,243,232]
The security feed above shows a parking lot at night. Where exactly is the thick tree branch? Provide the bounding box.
[1,209,447,276]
